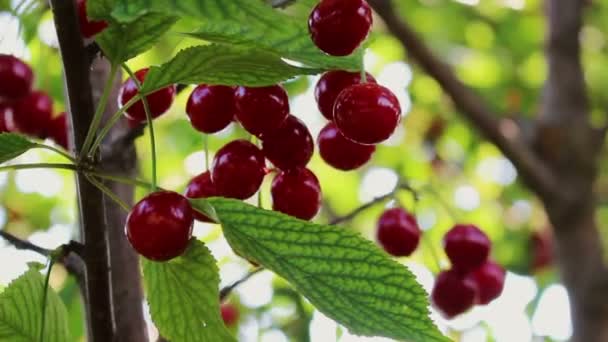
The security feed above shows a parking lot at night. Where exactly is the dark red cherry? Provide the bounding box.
[185,171,218,223]
[234,85,289,137]
[10,91,53,138]
[125,191,194,261]
[0,103,13,133]
[376,208,421,257]
[531,230,553,271]
[315,70,376,120]
[186,85,235,134]
[444,224,491,272]
[466,260,505,305]
[318,122,375,170]
[118,68,176,124]
[431,269,478,319]
[77,0,108,38]
[262,115,313,170]
[211,140,266,199]
[271,168,321,220]
[48,112,69,150]
[220,303,239,327]
[0,54,33,100]
[334,83,401,145]
[308,0,373,56]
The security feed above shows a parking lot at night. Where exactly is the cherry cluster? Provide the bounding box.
[0,55,68,149]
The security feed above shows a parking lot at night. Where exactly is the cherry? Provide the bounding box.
[47,112,69,150]
[444,224,491,273]
[271,168,321,220]
[0,103,13,133]
[318,122,375,170]
[125,191,194,261]
[466,260,505,305]
[186,84,235,134]
[376,208,421,257]
[531,230,553,271]
[334,83,401,145]
[77,0,108,38]
[118,68,176,124]
[262,115,313,170]
[220,303,239,327]
[211,140,266,200]
[431,269,478,318]
[308,0,373,56]
[184,171,218,223]
[315,70,376,121]
[0,55,33,100]
[234,85,289,137]
[10,90,53,138]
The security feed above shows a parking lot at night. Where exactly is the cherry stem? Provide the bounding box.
[87,94,141,157]
[203,134,210,171]
[39,258,55,342]
[360,53,367,83]
[80,63,118,158]
[122,63,158,191]
[85,174,131,212]
[34,143,76,163]
[219,268,264,301]
[87,171,154,190]
[421,184,461,222]
[0,162,77,173]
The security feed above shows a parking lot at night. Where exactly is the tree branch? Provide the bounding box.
[219,268,264,301]
[367,0,559,201]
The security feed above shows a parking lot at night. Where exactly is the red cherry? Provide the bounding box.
[186,85,235,134]
[125,191,194,261]
[531,230,553,271]
[220,304,239,327]
[376,208,421,257]
[184,171,218,223]
[308,0,373,56]
[334,83,401,145]
[77,0,108,38]
[318,122,375,170]
[315,70,376,120]
[10,90,53,138]
[48,112,69,150]
[271,168,321,220]
[235,85,289,137]
[262,115,313,171]
[431,269,478,319]
[466,260,505,305]
[118,68,176,124]
[211,140,266,200]
[0,54,33,100]
[0,103,13,133]
[444,224,491,272]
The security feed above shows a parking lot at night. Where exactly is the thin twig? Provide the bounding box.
[219,268,264,301]
[0,230,52,256]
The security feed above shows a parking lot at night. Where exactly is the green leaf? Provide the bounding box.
[86,0,115,20]
[96,13,178,63]
[0,133,36,164]
[201,198,449,342]
[105,0,361,70]
[143,240,236,342]
[140,45,321,93]
[0,263,69,342]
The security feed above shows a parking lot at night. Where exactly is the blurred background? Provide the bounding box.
[3,0,604,340]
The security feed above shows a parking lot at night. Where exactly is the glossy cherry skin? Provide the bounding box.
[0,103,13,133]
[334,83,401,145]
[376,208,421,257]
[221,304,239,327]
[125,191,194,261]
[211,140,266,199]
[77,0,108,38]
[262,115,313,170]
[271,168,321,220]
[234,85,289,137]
[466,260,505,305]
[315,70,376,120]
[308,0,372,56]
[186,85,235,134]
[444,224,491,273]
[318,122,375,171]
[0,55,33,100]
[10,91,53,138]
[118,68,176,123]
[431,269,478,319]
[48,112,69,150]
[184,171,218,223]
